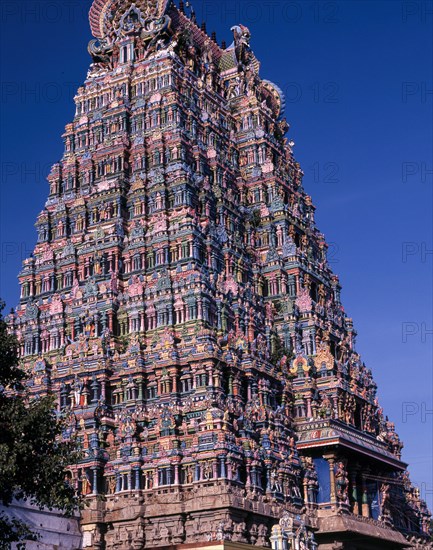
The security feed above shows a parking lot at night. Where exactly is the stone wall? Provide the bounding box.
[0,500,82,549]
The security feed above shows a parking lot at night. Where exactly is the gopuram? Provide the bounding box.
[7,0,432,548]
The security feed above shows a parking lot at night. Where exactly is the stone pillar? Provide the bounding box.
[100,379,106,400]
[91,378,99,404]
[94,313,99,337]
[324,454,336,504]
[108,310,113,332]
[266,462,272,494]
[216,302,222,330]
[247,378,252,401]
[306,395,313,418]
[303,478,309,506]
[246,460,252,487]
[311,327,317,354]
[270,526,287,550]
[127,471,132,491]
[170,369,178,393]
[250,466,257,487]
[219,456,226,478]
[361,474,370,517]
[248,318,255,342]
[206,363,213,388]
[351,467,359,515]
[92,467,99,495]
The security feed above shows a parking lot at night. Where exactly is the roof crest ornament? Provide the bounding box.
[89,0,170,40]
[88,0,172,65]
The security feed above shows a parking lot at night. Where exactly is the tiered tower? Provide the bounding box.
[8,0,431,548]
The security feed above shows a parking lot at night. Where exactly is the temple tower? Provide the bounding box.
[8,1,431,548]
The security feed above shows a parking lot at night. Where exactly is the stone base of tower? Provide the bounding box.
[79,484,303,549]
[315,513,411,549]
[146,544,269,550]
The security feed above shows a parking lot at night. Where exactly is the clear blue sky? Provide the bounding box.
[0,0,432,507]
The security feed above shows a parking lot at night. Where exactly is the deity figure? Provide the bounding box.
[303,457,319,504]
[335,461,349,503]
[231,24,253,68]
[107,476,116,494]
[72,375,83,407]
[379,483,391,520]
[271,469,282,493]
[257,524,268,545]
[385,421,403,457]
[230,461,239,481]
[279,511,294,533]
[216,521,225,541]
[83,313,95,337]
[202,461,211,481]
[185,465,193,484]
[64,471,73,489]
[318,394,333,419]
[145,471,154,490]
[222,408,230,430]
[81,470,92,495]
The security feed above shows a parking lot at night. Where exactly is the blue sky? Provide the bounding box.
[0,0,432,507]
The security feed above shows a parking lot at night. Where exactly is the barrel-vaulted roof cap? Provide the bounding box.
[89,0,170,38]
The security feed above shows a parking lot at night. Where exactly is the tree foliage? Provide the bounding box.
[0,301,80,546]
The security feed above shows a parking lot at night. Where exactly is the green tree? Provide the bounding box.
[0,301,80,547]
